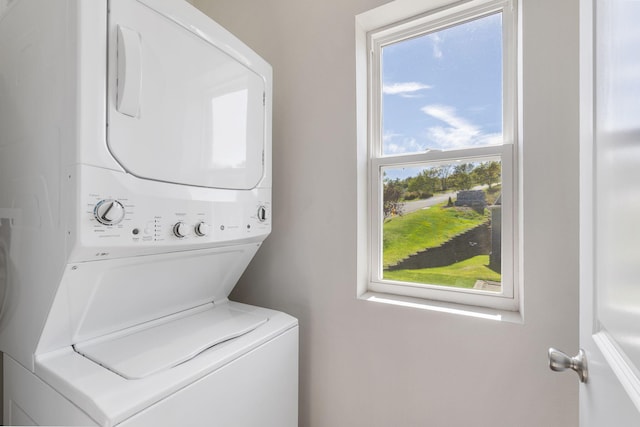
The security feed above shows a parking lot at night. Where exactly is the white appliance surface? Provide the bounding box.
[108,0,266,190]
[4,356,97,426]
[36,302,297,426]
[35,302,297,425]
[0,0,273,371]
[118,324,298,427]
[37,244,263,357]
[74,302,268,379]
[71,166,271,263]
[0,0,296,425]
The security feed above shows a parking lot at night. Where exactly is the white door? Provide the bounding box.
[107,0,266,190]
[576,0,640,424]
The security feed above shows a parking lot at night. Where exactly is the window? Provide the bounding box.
[357,0,519,311]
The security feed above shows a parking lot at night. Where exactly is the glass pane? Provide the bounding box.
[595,0,640,372]
[382,160,502,292]
[381,13,503,155]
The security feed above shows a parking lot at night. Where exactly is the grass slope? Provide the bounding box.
[383,203,488,268]
[383,255,501,289]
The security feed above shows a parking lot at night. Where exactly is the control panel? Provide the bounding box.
[85,195,269,244]
[72,164,271,261]
[79,195,269,263]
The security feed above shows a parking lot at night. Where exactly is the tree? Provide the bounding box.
[486,161,501,188]
[473,161,501,189]
[436,164,455,191]
[450,163,474,190]
[406,169,438,198]
[383,178,404,218]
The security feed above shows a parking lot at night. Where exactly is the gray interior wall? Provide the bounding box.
[188,0,580,426]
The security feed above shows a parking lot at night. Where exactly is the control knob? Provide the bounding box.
[257,205,267,222]
[194,222,209,237]
[173,222,188,238]
[94,199,125,225]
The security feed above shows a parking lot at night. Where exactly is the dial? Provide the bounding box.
[257,205,267,222]
[173,222,188,238]
[194,222,209,237]
[94,199,125,225]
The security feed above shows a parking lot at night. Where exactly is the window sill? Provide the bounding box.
[358,291,523,324]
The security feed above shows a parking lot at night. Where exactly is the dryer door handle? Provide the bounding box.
[116,25,142,118]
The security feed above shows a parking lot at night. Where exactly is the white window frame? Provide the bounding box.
[356,0,520,312]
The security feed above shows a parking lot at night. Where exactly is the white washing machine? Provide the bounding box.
[0,0,298,425]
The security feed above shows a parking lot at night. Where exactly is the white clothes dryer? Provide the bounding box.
[0,0,298,425]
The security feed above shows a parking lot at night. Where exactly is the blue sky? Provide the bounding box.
[381,12,503,159]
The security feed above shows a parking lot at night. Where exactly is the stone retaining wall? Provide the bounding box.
[387,221,492,271]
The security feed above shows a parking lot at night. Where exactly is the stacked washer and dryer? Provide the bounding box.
[0,0,298,425]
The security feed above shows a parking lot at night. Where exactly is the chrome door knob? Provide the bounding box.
[548,347,588,383]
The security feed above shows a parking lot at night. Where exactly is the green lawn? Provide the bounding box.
[383,255,501,289]
[383,203,488,268]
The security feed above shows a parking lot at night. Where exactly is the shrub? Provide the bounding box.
[420,191,434,199]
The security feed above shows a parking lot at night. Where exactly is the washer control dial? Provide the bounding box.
[257,205,267,222]
[173,222,188,238]
[94,199,125,225]
[194,222,209,237]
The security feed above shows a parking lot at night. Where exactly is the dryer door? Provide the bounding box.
[107,0,266,190]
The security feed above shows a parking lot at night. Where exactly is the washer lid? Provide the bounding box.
[73,304,268,379]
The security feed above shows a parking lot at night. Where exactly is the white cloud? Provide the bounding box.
[382,132,402,141]
[383,132,424,154]
[477,133,503,146]
[382,82,431,97]
[429,33,443,59]
[421,104,502,149]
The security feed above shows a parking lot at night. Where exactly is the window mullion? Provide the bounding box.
[374,144,509,168]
